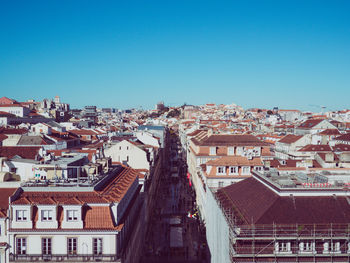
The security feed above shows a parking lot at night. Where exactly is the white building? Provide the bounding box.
[104,140,152,171]
[0,105,30,118]
[8,165,142,263]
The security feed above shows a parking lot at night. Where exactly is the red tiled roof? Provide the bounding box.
[0,127,28,135]
[334,133,350,142]
[0,111,16,117]
[318,129,341,136]
[217,177,350,225]
[297,119,324,129]
[269,159,298,168]
[192,134,268,147]
[333,144,350,152]
[278,135,303,144]
[0,104,23,107]
[70,129,98,136]
[313,160,322,168]
[206,156,263,166]
[317,152,339,162]
[0,146,40,159]
[298,144,332,152]
[0,134,8,142]
[12,166,141,205]
[0,97,17,104]
[11,166,142,231]
[0,188,17,217]
[84,206,115,229]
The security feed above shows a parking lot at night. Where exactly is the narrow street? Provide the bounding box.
[140,132,208,263]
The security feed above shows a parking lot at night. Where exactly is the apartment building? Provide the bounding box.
[7,165,142,263]
[208,170,350,263]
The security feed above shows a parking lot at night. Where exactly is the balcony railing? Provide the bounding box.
[10,254,119,262]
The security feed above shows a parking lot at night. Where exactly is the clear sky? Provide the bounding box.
[0,0,349,111]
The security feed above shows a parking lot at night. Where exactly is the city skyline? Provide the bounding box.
[1,0,349,110]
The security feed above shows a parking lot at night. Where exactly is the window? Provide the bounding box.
[217,166,225,175]
[218,181,224,188]
[41,210,53,221]
[331,242,341,253]
[228,147,234,155]
[280,242,291,252]
[210,147,216,155]
[299,241,315,253]
[67,238,77,255]
[126,146,129,150]
[93,238,103,255]
[42,238,52,255]
[67,210,78,221]
[16,210,28,221]
[16,238,26,255]
[242,166,250,175]
[229,166,238,175]
[275,242,291,253]
[323,241,341,253]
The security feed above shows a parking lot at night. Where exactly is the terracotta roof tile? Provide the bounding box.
[206,156,263,166]
[0,188,16,210]
[297,119,324,129]
[333,144,350,152]
[278,135,303,144]
[192,134,268,147]
[335,133,350,142]
[318,129,341,135]
[299,144,332,152]
[0,128,28,135]
[84,206,115,229]
[0,146,40,159]
[217,177,350,225]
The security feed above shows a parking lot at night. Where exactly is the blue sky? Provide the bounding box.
[0,0,349,110]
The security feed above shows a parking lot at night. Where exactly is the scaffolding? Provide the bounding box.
[214,193,350,263]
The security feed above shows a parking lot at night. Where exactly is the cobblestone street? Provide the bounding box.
[140,133,209,263]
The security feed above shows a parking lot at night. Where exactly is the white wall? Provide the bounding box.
[135,131,160,148]
[9,232,117,255]
[205,188,231,263]
[5,160,36,182]
[104,140,150,170]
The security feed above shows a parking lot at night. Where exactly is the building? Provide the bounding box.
[187,130,269,199]
[0,188,18,263]
[207,169,350,263]
[275,134,311,160]
[295,119,336,135]
[8,164,142,262]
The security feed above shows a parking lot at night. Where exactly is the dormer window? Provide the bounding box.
[217,166,226,175]
[67,210,78,221]
[41,210,53,221]
[228,147,234,156]
[16,210,28,221]
[242,166,251,175]
[229,166,238,175]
